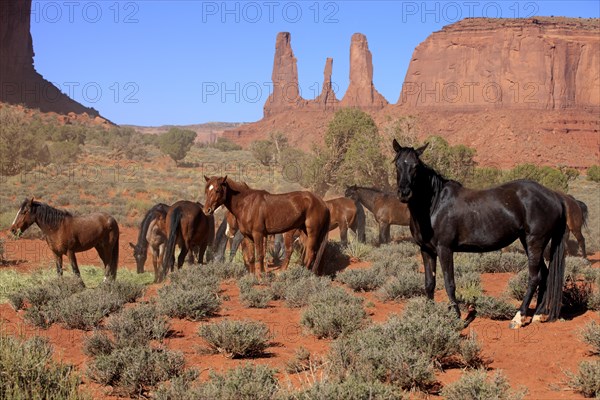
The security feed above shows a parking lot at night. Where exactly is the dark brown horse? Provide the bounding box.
[203,176,330,276]
[160,200,215,282]
[393,141,567,329]
[10,198,119,282]
[561,193,588,258]
[344,186,410,244]
[326,197,366,245]
[129,203,170,274]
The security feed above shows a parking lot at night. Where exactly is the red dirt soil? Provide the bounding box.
[1,228,599,399]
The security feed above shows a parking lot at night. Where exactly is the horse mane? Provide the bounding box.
[225,178,251,193]
[138,203,169,247]
[32,201,72,229]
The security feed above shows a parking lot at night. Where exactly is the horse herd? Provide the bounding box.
[9,142,590,329]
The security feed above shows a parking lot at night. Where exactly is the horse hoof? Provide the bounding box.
[532,314,547,323]
[509,321,522,329]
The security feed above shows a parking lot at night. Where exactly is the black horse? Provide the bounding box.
[393,141,568,329]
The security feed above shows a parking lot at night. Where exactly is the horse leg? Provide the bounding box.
[572,229,587,259]
[197,242,208,265]
[339,222,348,246]
[54,253,64,276]
[95,245,110,281]
[302,230,318,272]
[421,249,437,300]
[253,233,265,279]
[378,223,390,245]
[67,250,85,287]
[437,247,460,318]
[510,241,543,329]
[176,246,188,270]
[281,231,294,270]
[241,237,255,274]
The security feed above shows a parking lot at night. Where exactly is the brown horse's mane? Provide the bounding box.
[225,178,252,193]
[31,201,72,229]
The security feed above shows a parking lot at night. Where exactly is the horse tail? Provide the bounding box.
[230,231,244,262]
[206,214,216,262]
[354,200,366,243]
[162,207,182,281]
[544,201,568,321]
[213,217,228,262]
[576,199,588,229]
[312,208,331,276]
[108,217,119,280]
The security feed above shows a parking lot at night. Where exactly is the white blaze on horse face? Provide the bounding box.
[208,184,214,192]
[11,206,23,227]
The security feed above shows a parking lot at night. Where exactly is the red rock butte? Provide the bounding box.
[0,0,101,117]
[225,18,599,169]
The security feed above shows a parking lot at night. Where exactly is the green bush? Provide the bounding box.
[442,369,526,400]
[504,163,570,192]
[336,267,385,292]
[460,334,486,368]
[271,266,331,308]
[284,346,313,374]
[158,127,197,165]
[0,333,85,399]
[198,319,271,358]
[211,137,243,152]
[300,286,366,339]
[203,261,247,280]
[567,360,600,398]
[507,270,529,301]
[53,289,124,330]
[83,331,114,357]
[377,273,425,301]
[587,165,600,182]
[471,295,515,320]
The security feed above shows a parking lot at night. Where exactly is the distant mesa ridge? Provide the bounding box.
[0,0,101,117]
[262,17,599,116]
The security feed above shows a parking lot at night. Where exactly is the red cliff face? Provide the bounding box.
[0,0,100,116]
[398,18,600,111]
[339,33,388,110]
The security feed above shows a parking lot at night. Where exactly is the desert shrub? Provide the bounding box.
[99,279,145,304]
[321,241,350,269]
[53,288,126,330]
[285,346,313,374]
[327,298,468,391]
[203,261,247,280]
[343,237,373,261]
[587,165,600,182]
[300,286,366,339]
[366,242,420,264]
[281,377,406,400]
[87,346,186,397]
[83,331,114,357]
[507,270,529,301]
[442,369,526,400]
[158,127,196,166]
[454,252,527,273]
[588,274,600,311]
[567,360,600,398]
[471,295,515,320]
[469,167,504,189]
[460,334,486,368]
[210,137,243,152]
[271,266,331,308]
[504,163,570,191]
[377,272,425,301]
[336,267,385,292]
[0,333,85,399]
[157,267,221,320]
[237,275,273,308]
[201,364,279,400]
[107,303,170,347]
[581,321,600,355]
[198,319,271,358]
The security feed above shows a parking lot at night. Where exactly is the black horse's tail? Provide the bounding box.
[312,209,331,276]
[354,200,366,243]
[544,203,568,321]
[161,207,182,281]
[205,214,216,262]
[109,219,119,280]
[576,199,589,229]
[229,231,244,262]
[213,217,228,262]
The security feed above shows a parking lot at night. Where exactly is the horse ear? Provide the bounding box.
[392,139,402,153]
[416,142,429,156]
[128,242,136,249]
[28,197,34,206]
[204,175,210,182]
[222,175,228,185]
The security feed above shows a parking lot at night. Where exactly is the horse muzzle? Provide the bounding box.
[204,207,214,215]
[398,189,412,203]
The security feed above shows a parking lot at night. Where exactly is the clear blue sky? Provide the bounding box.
[30,1,599,126]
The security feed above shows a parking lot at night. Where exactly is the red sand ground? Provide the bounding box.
[0,227,598,399]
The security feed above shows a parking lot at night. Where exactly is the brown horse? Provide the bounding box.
[10,198,119,282]
[203,176,330,276]
[326,197,366,245]
[344,185,410,244]
[160,200,215,282]
[562,193,588,258]
[129,203,170,274]
[132,210,168,283]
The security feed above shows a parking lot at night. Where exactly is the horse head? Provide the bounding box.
[344,185,358,200]
[392,140,429,203]
[203,175,228,215]
[10,197,36,237]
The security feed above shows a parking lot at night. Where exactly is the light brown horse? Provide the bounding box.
[203,176,330,276]
[10,198,119,282]
[562,193,588,258]
[325,197,366,245]
[345,185,410,245]
[143,210,168,283]
[160,200,215,282]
